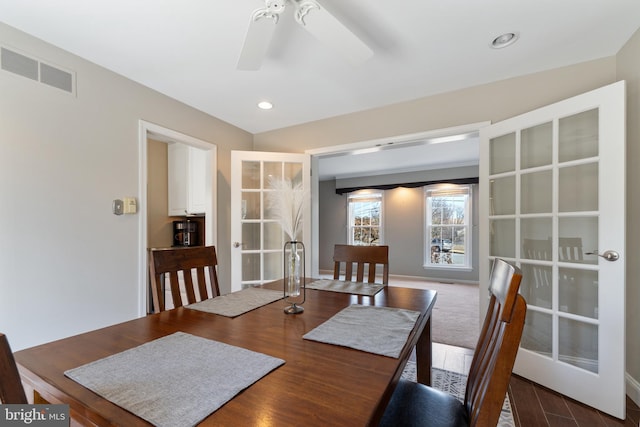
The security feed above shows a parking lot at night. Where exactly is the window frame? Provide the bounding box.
[347,190,384,246]
[424,184,472,269]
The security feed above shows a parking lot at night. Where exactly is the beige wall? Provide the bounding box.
[617,27,640,399]
[253,58,616,152]
[0,22,252,351]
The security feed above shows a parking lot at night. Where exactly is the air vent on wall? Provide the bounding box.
[1,46,75,95]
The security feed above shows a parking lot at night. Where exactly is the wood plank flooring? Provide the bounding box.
[433,343,640,426]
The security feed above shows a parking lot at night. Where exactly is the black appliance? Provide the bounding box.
[173,220,199,247]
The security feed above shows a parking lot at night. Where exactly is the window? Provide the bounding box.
[347,191,383,245]
[425,184,471,268]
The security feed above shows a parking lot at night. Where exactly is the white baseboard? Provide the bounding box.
[627,372,640,408]
[388,273,479,286]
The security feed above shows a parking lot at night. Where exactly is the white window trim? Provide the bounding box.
[424,184,472,269]
[347,190,384,246]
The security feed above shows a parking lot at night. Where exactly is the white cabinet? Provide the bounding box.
[168,143,207,216]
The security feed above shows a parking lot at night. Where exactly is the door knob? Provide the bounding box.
[233,242,242,248]
[584,250,619,261]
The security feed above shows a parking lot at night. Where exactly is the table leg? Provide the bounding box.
[415,315,432,385]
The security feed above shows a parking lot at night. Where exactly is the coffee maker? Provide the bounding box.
[173,220,199,247]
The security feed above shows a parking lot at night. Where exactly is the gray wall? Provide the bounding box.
[319,167,479,283]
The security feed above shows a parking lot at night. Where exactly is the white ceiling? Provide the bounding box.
[1,0,639,179]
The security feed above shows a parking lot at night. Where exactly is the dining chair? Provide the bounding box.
[0,333,28,404]
[148,246,221,312]
[332,244,389,285]
[379,258,526,427]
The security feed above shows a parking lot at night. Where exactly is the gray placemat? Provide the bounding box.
[303,304,420,358]
[65,332,284,427]
[186,287,283,317]
[306,279,385,296]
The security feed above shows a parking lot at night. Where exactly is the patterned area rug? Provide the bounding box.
[401,361,515,427]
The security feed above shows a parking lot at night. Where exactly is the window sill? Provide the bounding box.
[423,264,472,272]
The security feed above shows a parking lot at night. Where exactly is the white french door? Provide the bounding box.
[479,81,626,418]
[230,151,311,292]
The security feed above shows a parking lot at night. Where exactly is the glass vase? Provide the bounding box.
[288,247,301,297]
[283,240,305,314]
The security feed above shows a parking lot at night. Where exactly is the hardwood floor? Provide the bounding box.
[433,343,640,426]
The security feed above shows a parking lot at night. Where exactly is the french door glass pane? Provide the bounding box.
[521,170,552,214]
[264,252,281,281]
[559,163,598,212]
[242,161,260,188]
[521,122,552,169]
[489,176,515,215]
[242,253,260,281]
[490,133,516,174]
[522,310,552,355]
[558,268,598,318]
[559,217,598,265]
[263,161,281,182]
[489,219,515,258]
[284,162,303,184]
[521,218,552,260]
[242,192,260,220]
[520,263,552,309]
[264,222,283,250]
[559,317,598,374]
[242,222,260,250]
[559,109,598,162]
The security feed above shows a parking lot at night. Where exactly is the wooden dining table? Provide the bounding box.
[15,279,437,426]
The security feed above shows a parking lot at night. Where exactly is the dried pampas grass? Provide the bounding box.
[267,177,305,241]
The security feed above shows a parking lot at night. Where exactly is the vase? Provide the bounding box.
[283,240,305,314]
[288,246,301,297]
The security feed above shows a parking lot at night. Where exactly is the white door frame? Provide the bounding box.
[137,120,217,316]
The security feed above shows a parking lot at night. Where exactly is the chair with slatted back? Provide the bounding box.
[149,246,221,313]
[332,244,389,285]
[380,258,526,427]
[0,333,28,404]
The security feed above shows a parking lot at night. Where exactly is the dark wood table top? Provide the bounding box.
[15,280,437,426]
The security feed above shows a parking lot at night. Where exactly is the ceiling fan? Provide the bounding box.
[237,0,373,70]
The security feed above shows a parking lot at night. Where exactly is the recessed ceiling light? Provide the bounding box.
[258,101,273,110]
[491,32,519,49]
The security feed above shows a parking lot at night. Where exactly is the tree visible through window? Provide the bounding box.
[348,191,383,246]
[425,185,471,267]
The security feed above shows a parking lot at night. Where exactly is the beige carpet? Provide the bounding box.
[389,277,480,350]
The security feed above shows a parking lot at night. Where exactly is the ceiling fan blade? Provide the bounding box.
[294,0,373,65]
[237,8,280,71]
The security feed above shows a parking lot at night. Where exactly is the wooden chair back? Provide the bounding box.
[149,246,221,312]
[464,258,526,426]
[332,244,389,284]
[0,333,28,404]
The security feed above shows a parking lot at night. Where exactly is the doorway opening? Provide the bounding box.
[137,121,217,315]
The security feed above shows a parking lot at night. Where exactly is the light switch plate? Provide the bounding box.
[123,197,137,214]
[112,199,124,215]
